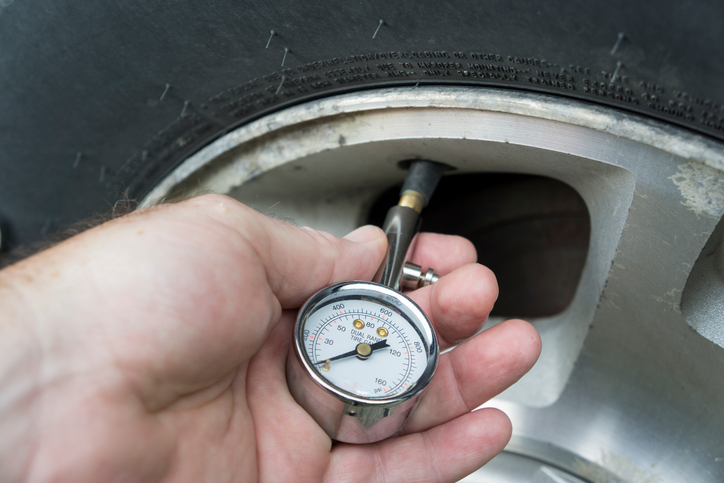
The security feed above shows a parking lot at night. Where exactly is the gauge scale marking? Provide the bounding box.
[303,299,427,398]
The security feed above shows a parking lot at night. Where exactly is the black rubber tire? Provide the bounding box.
[1,0,723,248]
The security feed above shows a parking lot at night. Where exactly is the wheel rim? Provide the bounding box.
[143,86,724,482]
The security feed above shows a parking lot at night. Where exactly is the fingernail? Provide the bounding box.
[343,225,383,243]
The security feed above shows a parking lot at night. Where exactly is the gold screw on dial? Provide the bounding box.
[377,327,388,337]
[356,343,372,357]
[353,319,364,329]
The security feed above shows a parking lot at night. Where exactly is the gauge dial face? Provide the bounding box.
[298,283,434,399]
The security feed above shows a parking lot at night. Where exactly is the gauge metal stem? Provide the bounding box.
[377,161,448,290]
[377,204,422,290]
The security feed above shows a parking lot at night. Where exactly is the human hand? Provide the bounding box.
[0,194,541,482]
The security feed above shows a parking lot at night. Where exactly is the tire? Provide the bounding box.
[1,0,723,248]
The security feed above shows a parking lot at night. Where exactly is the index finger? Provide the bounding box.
[405,233,495,349]
[409,232,478,275]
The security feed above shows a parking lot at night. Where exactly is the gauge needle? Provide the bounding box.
[315,339,389,365]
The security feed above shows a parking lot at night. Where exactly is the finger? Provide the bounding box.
[326,408,511,483]
[409,233,477,275]
[407,263,499,349]
[403,319,541,434]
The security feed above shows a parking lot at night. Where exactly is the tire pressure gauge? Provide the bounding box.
[287,281,437,443]
[286,161,448,443]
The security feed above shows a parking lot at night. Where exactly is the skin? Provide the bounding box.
[0,194,541,482]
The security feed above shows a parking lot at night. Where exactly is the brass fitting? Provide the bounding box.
[398,190,426,213]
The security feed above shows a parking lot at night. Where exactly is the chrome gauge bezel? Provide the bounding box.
[293,281,438,408]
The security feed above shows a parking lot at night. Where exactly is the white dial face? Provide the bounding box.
[302,298,428,398]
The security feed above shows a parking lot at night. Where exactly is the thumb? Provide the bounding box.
[0,194,387,410]
[343,224,384,243]
[228,207,388,308]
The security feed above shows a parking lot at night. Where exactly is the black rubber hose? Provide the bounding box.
[400,161,450,207]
